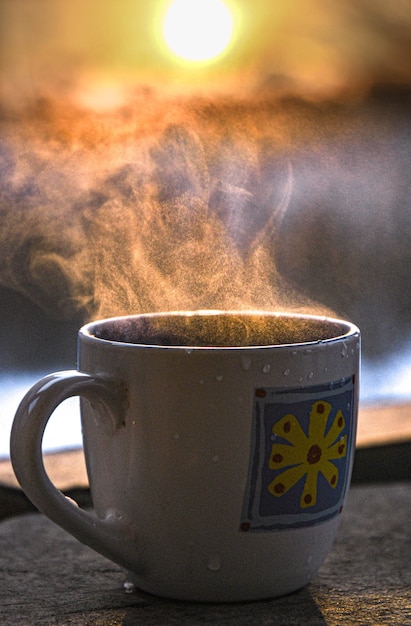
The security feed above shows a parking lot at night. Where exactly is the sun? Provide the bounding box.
[163,0,234,63]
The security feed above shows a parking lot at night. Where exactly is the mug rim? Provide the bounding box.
[79,310,360,351]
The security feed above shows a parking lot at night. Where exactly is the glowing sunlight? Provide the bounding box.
[163,0,234,62]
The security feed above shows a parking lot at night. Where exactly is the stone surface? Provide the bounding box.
[0,482,410,625]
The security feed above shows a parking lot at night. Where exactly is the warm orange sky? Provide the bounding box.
[1,0,410,99]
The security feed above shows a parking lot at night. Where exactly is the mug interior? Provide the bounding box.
[89,312,352,348]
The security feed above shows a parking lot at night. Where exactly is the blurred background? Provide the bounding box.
[1,0,411,456]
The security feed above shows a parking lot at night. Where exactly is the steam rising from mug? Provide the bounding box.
[0,95,329,322]
[1,86,410,350]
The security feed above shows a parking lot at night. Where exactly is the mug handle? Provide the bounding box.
[10,370,135,570]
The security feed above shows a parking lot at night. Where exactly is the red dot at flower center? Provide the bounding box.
[307,444,322,465]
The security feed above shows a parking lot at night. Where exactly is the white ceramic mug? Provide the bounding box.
[10,310,360,602]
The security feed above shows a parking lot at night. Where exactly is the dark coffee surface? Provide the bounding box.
[92,313,348,347]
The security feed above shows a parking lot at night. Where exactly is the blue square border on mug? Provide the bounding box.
[240,376,356,532]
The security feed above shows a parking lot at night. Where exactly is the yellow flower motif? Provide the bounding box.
[268,400,347,508]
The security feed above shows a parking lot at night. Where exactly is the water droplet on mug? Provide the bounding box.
[241,356,252,370]
[290,350,298,357]
[304,349,312,355]
[185,349,193,355]
[123,580,135,594]
[105,508,124,522]
[262,364,271,374]
[341,343,348,357]
[208,555,222,571]
[216,375,224,382]
[308,372,314,379]
[283,368,290,377]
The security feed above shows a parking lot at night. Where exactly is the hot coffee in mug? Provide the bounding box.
[10,310,360,602]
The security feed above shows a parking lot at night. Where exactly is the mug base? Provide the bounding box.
[124,570,312,603]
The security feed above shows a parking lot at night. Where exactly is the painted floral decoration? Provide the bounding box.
[268,400,347,508]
